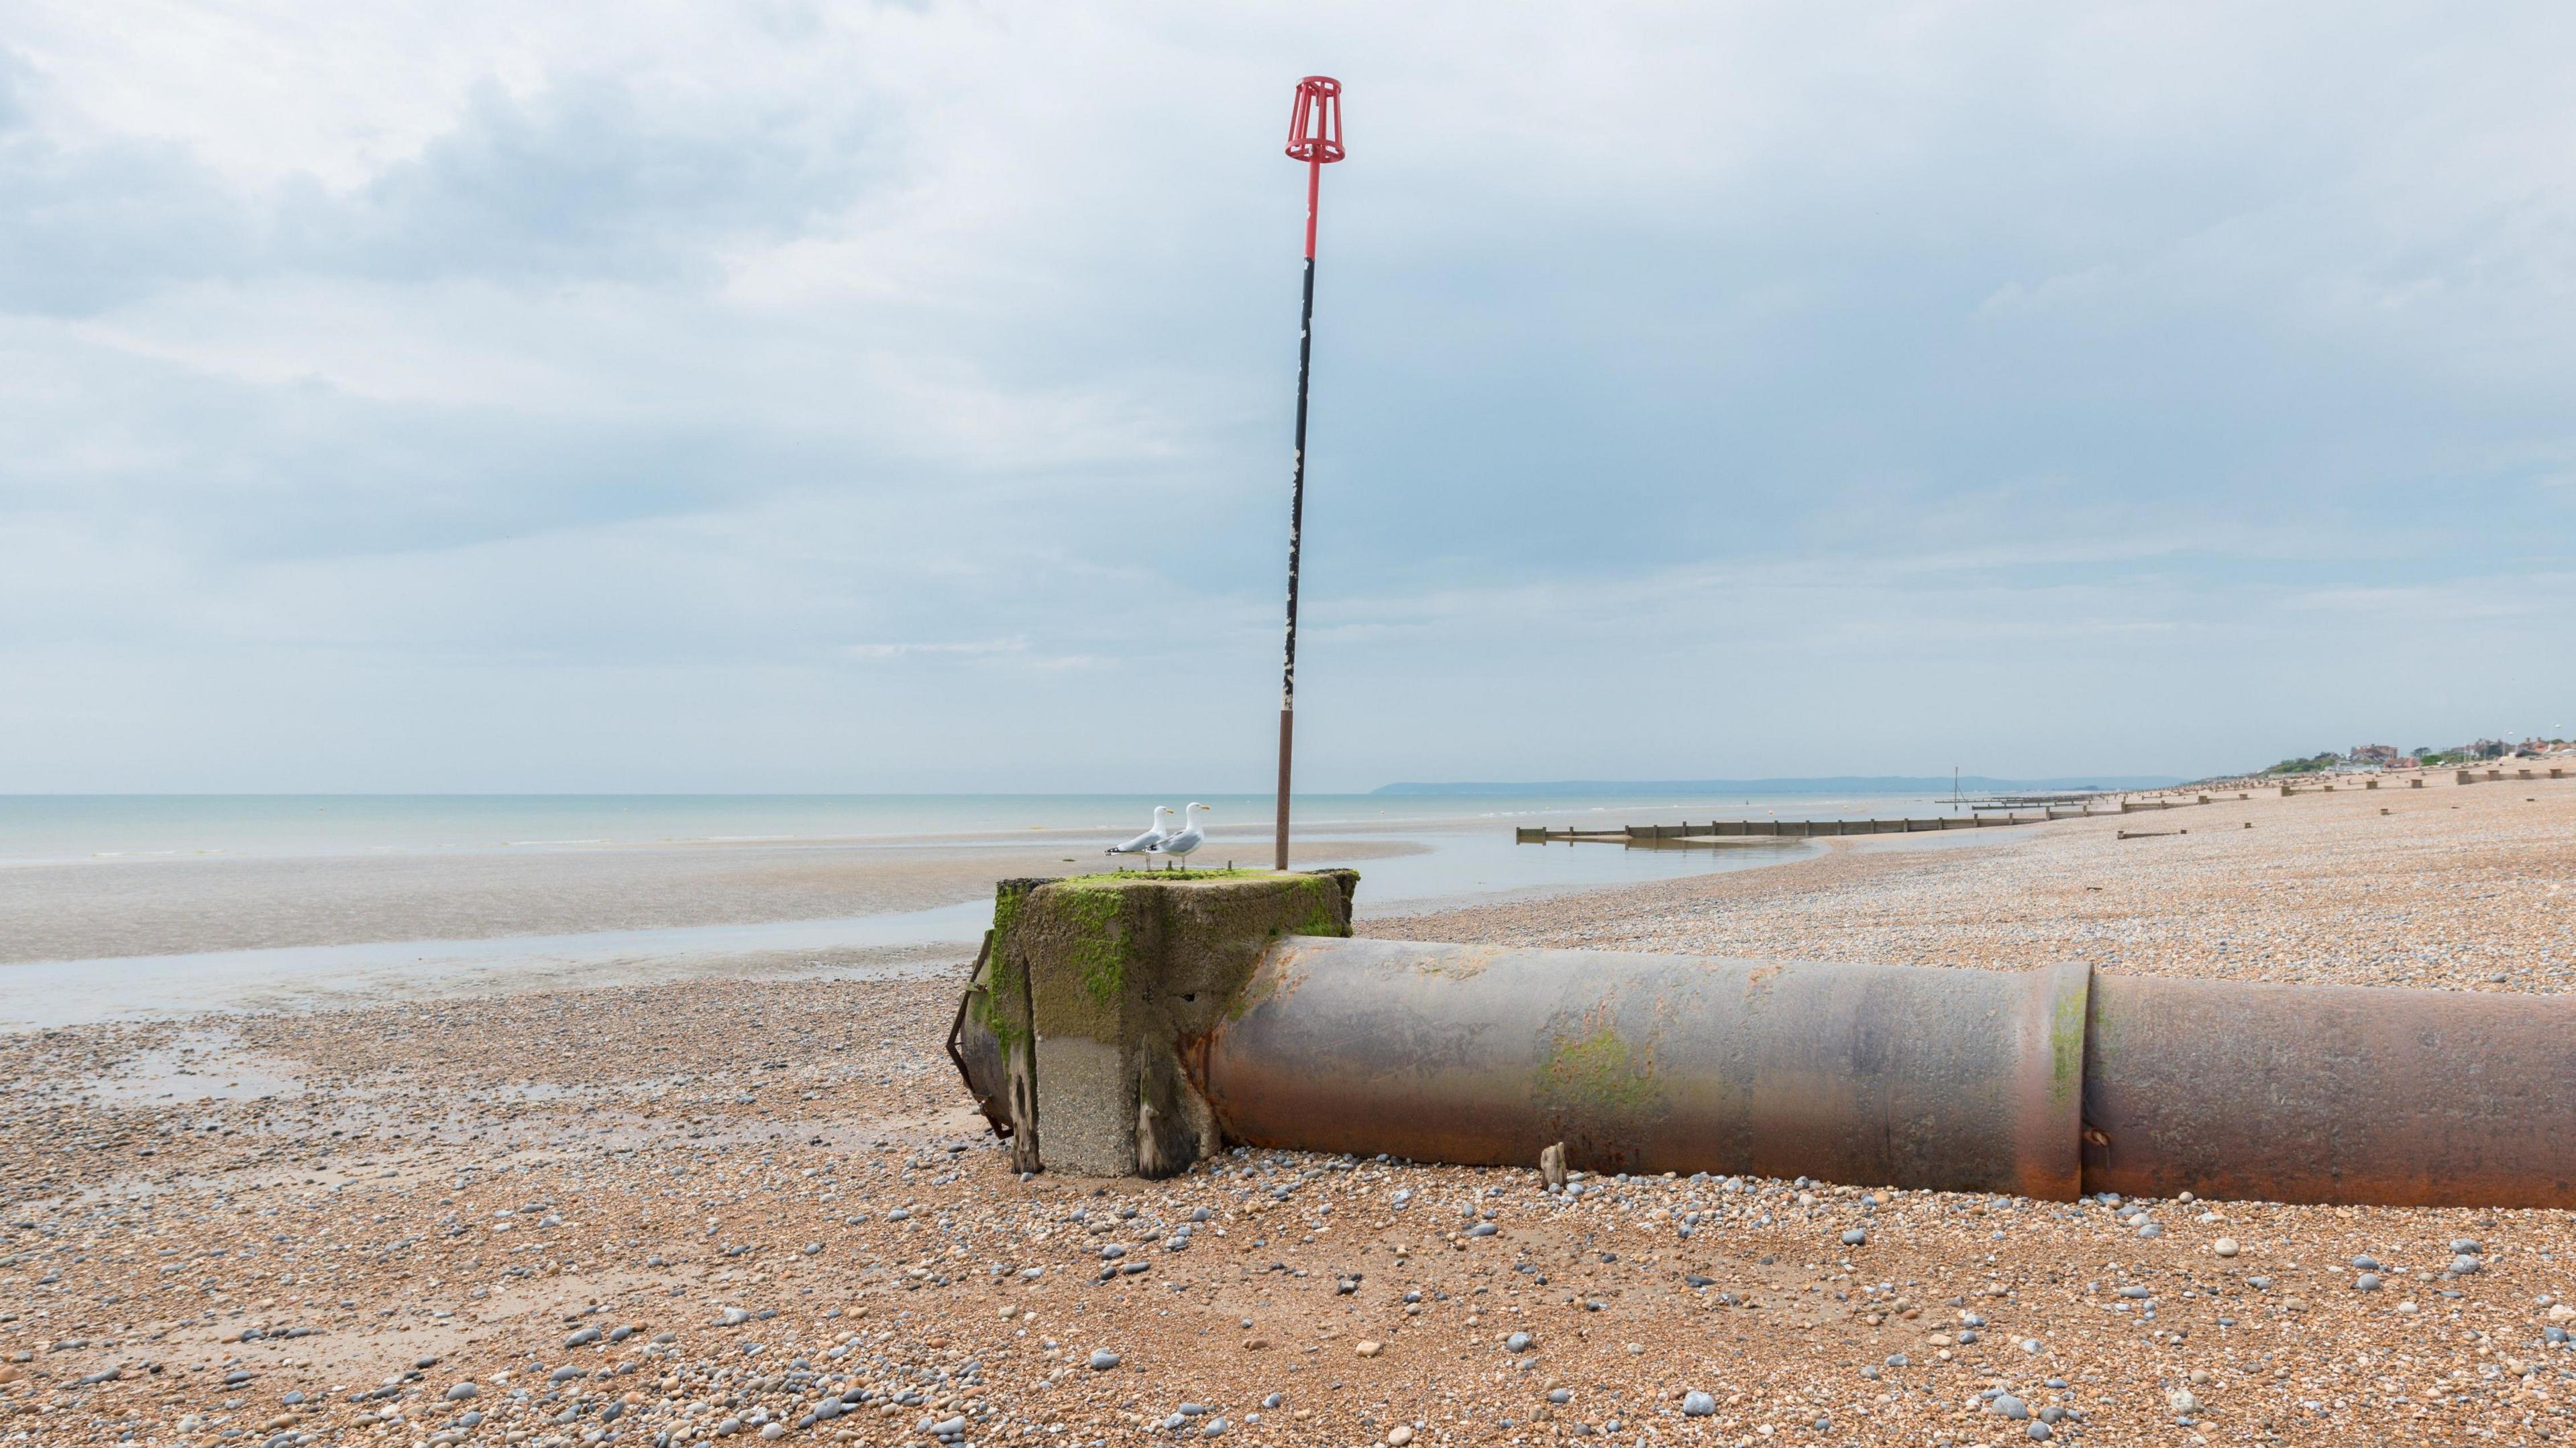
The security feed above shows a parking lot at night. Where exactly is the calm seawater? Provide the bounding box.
[0,793,2005,1025]
[0,792,1978,865]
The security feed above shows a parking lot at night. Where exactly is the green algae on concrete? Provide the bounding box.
[975,880,1035,1054]
[987,867,1359,1178]
[1058,884,1132,1009]
[1014,869,1355,1044]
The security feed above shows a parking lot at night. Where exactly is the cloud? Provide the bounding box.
[3,3,2574,789]
[0,58,877,315]
[841,638,1026,660]
[280,78,877,286]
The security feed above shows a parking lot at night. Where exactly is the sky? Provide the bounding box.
[3,1,2573,793]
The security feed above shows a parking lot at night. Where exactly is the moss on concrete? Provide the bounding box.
[1054,868,1267,887]
[996,867,1365,1177]
[1059,884,1132,1009]
[977,883,1033,1053]
[1297,874,1346,935]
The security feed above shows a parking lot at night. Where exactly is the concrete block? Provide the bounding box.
[972,869,1358,1178]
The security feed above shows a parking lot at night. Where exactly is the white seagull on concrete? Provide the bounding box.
[1107,805,1177,869]
[1148,802,1210,871]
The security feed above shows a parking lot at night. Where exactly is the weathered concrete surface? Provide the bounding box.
[953,869,1356,1178]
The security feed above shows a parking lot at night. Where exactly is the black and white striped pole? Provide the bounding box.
[1275,75,1345,873]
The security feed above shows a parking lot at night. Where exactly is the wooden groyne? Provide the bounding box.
[1518,814,2044,844]
[1515,793,2225,844]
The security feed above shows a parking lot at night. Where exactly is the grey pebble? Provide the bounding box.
[1840,1229,1868,1246]
[1201,1418,1228,1437]
[565,1327,600,1348]
[1089,1350,1121,1371]
[1992,1393,2029,1419]
[1681,1390,1716,1416]
[2451,1254,2482,1275]
[2026,1424,2053,1442]
[442,1384,479,1402]
[2355,1274,2382,1292]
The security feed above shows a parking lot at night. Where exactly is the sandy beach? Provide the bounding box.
[0,833,1443,1030]
[6,773,2575,1447]
[0,836,1442,968]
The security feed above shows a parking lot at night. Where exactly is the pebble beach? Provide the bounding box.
[7,773,2575,1448]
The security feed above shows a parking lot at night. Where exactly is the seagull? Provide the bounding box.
[1107,805,1177,870]
[1148,802,1210,871]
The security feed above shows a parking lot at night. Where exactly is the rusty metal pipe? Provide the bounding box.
[1191,936,2576,1207]
[1196,938,2090,1199]
[2082,973,2576,1207]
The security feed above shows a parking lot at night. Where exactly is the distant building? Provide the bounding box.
[2349,744,2405,767]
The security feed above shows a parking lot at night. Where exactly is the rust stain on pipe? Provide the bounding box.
[1197,937,2088,1199]
[1186,938,2576,1207]
[2082,974,2576,1208]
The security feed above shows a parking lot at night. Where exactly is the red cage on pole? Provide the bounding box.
[1274,76,1345,873]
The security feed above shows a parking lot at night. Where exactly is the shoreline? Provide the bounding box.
[3,775,2570,1446]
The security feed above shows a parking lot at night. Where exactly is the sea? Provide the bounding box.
[0,789,2001,889]
[0,791,2006,1026]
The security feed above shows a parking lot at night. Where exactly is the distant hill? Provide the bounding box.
[1370,775,2184,797]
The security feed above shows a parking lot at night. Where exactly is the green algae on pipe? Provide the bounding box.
[1193,936,2091,1199]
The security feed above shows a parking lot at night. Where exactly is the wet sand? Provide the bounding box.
[5,771,2574,1447]
[0,837,1427,968]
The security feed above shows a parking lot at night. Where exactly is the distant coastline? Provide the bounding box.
[1371,774,2186,797]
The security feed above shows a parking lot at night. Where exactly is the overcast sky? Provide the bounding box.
[5,2,2572,793]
